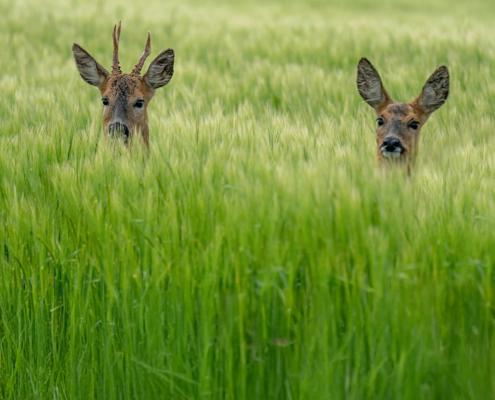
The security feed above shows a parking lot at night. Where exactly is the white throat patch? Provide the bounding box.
[381,147,402,158]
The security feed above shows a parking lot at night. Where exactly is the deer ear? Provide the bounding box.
[416,66,449,115]
[72,44,109,88]
[357,58,392,111]
[143,49,174,89]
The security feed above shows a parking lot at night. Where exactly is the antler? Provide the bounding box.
[131,31,151,76]
[112,21,122,75]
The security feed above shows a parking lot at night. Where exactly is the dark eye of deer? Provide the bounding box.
[377,118,384,127]
[134,100,144,109]
[409,121,419,130]
[102,98,109,106]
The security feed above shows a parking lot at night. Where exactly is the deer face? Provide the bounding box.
[99,74,154,143]
[357,58,449,170]
[72,22,174,147]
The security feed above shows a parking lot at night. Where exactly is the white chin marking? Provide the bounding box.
[382,151,402,158]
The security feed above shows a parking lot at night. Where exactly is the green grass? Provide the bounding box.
[1,0,495,398]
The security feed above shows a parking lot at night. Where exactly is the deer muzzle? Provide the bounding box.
[380,137,405,158]
[108,122,130,141]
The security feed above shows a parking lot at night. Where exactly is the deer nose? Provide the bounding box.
[108,122,130,140]
[382,137,401,152]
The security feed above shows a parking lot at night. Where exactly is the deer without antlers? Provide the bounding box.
[357,58,449,173]
[72,22,174,147]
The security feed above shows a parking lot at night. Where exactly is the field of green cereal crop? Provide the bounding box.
[1,0,495,398]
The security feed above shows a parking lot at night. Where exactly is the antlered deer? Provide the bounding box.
[72,22,174,147]
[357,58,449,173]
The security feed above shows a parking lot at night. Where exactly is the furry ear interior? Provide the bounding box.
[357,58,392,111]
[416,66,449,115]
[143,49,174,89]
[72,44,109,88]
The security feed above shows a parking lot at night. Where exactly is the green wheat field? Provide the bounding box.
[1,0,495,398]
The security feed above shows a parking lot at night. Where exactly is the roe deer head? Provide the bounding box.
[72,22,174,147]
[357,58,449,173]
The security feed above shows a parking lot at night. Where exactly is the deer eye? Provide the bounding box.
[134,100,144,109]
[409,121,420,130]
[102,98,109,106]
[377,118,384,127]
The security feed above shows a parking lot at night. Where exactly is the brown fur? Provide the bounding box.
[99,74,156,146]
[72,23,174,148]
[374,102,425,171]
[357,58,449,173]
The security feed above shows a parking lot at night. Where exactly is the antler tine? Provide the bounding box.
[112,21,122,74]
[132,31,151,76]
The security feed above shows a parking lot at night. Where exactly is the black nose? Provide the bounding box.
[382,137,401,151]
[108,122,130,140]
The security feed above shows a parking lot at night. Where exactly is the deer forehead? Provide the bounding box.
[101,74,150,100]
[381,103,420,121]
